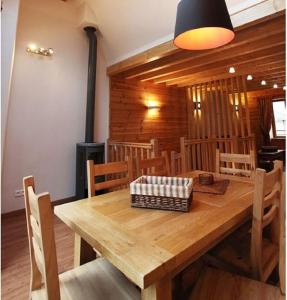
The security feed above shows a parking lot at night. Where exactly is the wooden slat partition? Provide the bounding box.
[108,139,159,162]
[182,75,254,172]
[180,136,255,172]
[187,76,251,141]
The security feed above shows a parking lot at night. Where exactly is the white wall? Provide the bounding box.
[2,0,109,213]
[1,0,20,162]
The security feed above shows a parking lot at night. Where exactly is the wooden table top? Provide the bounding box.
[54,171,254,289]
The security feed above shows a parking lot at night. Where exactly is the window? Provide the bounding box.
[271,99,286,138]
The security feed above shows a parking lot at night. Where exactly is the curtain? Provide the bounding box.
[258,96,273,146]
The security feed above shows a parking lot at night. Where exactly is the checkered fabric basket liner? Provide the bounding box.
[130,176,193,212]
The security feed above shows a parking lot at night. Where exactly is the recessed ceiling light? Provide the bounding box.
[261,80,267,86]
[273,84,278,88]
[229,67,235,74]
[247,75,253,80]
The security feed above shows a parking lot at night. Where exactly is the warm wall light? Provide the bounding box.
[146,100,160,109]
[261,80,267,86]
[273,84,278,89]
[283,86,286,91]
[26,44,54,56]
[146,99,160,118]
[229,67,235,74]
[173,0,235,50]
[247,75,253,81]
[235,104,239,112]
[194,102,201,110]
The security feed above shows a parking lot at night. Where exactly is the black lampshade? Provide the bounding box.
[174,0,235,50]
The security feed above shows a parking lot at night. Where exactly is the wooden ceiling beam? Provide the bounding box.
[153,43,285,84]
[107,41,179,76]
[163,56,285,86]
[174,66,286,88]
[112,13,285,78]
[136,41,285,81]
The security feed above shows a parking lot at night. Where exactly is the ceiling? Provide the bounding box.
[83,0,285,65]
[108,12,285,91]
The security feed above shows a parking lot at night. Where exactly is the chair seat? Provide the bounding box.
[207,233,279,280]
[32,258,140,300]
[188,267,283,300]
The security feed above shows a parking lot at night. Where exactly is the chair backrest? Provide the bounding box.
[250,160,283,282]
[171,151,182,176]
[215,149,255,179]
[23,176,60,300]
[87,157,133,197]
[135,151,170,178]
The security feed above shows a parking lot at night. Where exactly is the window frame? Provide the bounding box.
[271,98,286,139]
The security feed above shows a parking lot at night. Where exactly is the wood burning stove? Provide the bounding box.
[75,26,105,199]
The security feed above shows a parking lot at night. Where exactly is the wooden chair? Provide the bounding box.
[171,151,182,176]
[206,160,284,283]
[188,267,283,300]
[87,157,133,197]
[135,151,170,178]
[23,176,140,300]
[215,149,256,180]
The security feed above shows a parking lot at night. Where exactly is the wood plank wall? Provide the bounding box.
[186,76,252,141]
[109,77,188,153]
[248,88,285,150]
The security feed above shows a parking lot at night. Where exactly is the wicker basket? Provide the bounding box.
[130,176,193,212]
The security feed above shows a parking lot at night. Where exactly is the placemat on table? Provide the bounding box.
[193,177,230,195]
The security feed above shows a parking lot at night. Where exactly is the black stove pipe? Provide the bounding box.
[84,26,97,143]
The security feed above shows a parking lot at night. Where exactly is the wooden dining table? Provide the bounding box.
[54,171,254,300]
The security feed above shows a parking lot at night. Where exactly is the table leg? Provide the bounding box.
[74,233,97,267]
[141,276,172,300]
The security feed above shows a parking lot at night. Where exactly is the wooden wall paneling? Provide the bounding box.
[110,78,187,153]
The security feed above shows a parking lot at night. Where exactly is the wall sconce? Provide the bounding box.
[235,104,239,112]
[26,44,54,56]
[194,102,201,110]
[146,100,160,118]
[147,104,160,109]
[247,75,253,81]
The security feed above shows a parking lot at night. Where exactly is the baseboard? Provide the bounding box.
[1,196,76,219]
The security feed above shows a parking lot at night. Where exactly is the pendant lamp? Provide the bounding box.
[174,0,235,50]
